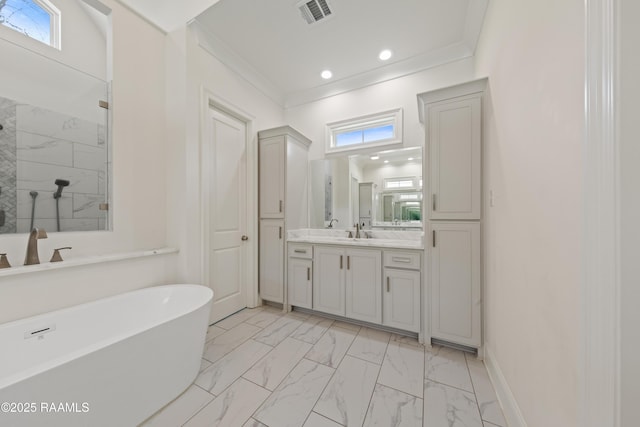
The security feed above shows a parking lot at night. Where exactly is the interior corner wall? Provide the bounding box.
[0,0,175,324]
[619,0,640,424]
[473,1,583,426]
[165,24,285,286]
[284,58,476,161]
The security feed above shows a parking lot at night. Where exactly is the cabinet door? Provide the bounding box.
[259,137,285,218]
[345,249,382,324]
[428,96,481,220]
[259,220,284,303]
[313,246,345,316]
[383,268,421,332]
[288,258,312,309]
[430,222,481,347]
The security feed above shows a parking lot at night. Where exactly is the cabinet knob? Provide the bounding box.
[241,235,249,241]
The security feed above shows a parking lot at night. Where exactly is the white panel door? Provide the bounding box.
[429,96,481,220]
[288,257,312,309]
[205,108,248,324]
[430,222,481,347]
[313,246,345,316]
[259,137,285,218]
[383,268,421,332]
[345,248,382,324]
[259,219,284,303]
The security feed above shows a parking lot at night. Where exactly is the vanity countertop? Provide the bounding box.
[287,229,424,250]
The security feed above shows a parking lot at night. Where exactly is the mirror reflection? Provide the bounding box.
[0,0,110,234]
[310,147,423,230]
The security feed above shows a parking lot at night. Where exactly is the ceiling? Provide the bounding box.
[118,0,488,107]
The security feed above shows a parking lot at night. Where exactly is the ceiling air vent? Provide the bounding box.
[297,0,332,25]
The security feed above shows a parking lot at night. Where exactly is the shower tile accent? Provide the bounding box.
[0,98,17,233]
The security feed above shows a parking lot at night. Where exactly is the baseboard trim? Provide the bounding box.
[484,346,528,427]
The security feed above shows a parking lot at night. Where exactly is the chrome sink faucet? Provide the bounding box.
[355,223,361,239]
[328,218,339,228]
[24,228,48,265]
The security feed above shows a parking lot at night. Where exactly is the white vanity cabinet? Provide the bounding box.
[287,244,313,309]
[312,245,382,324]
[430,222,481,347]
[382,251,421,333]
[258,126,311,304]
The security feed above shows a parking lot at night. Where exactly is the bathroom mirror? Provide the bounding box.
[0,0,111,234]
[309,147,423,230]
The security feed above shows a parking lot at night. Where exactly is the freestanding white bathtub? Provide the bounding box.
[0,284,213,427]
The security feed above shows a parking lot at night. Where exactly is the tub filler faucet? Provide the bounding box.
[24,228,48,265]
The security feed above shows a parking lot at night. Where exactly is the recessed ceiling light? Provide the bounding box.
[321,70,333,79]
[370,155,379,160]
[408,157,414,161]
[379,49,392,61]
[384,160,389,164]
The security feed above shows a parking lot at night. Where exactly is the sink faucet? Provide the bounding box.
[355,223,361,239]
[328,218,339,228]
[24,228,48,265]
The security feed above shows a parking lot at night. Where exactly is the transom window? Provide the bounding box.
[384,176,422,190]
[0,0,61,49]
[326,108,403,154]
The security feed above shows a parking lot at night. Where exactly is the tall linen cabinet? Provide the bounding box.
[258,126,311,304]
[418,79,486,349]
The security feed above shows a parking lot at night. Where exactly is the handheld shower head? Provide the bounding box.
[53,179,70,199]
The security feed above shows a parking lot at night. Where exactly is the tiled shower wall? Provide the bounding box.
[0,95,107,233]
[0,98,17,233]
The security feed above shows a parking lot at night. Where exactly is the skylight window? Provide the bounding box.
[326,108,403,154]
[0,0,61,49]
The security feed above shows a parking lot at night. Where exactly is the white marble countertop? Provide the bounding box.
[287,229,424,250]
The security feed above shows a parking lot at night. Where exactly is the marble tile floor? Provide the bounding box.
[141,307,507,427]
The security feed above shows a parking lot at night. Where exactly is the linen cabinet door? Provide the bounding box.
[430,222,481,347]
[259,219,284,303]
[428,96,481,220]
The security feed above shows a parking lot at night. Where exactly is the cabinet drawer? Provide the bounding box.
[383,250,421,270]
[288,243,313,259]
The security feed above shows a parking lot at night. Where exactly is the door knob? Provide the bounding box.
[241,235,249,241]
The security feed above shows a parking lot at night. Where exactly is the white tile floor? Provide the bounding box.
[141,307,507,427]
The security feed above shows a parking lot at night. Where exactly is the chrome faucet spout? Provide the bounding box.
[24,227,48,265]
[328,218,339,228]
[355,223,361,239]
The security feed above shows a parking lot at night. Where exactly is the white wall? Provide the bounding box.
[164,25,284,289]
[619,0,640,424]
[474,1,583,426]
[285,58,476,161]
[0,0,175,324]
